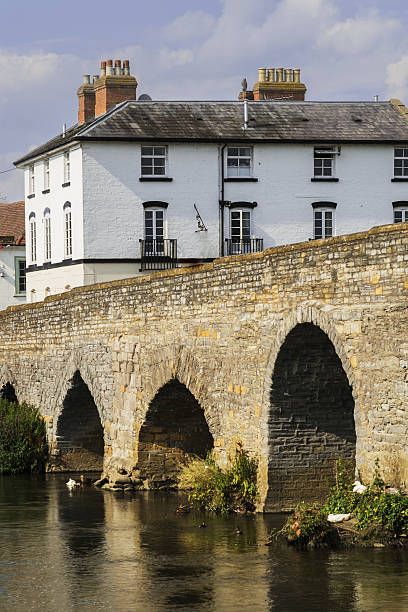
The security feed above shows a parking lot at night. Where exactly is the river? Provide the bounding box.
[0,474,408,611]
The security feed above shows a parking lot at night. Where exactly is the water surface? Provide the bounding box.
[0,474,408,611]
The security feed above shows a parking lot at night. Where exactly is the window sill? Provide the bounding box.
[42,189,50,194]
[14,293,26,298]
[224,177,258,182]
[391,178,408,182]
[27,193,35,199]
[139,177,173,182]
[62,181,71,187]
[310,178,339,182]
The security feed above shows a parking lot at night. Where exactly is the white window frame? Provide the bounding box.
[313,146,340,178]
[313,205,335,239]
[29,215,37,264]
[394,148,408,178]
[63,151,71,183]
[144,208,166,240]
[141,146,167,176]
[393,202,408,223]
[64,205,72,258]
[44,159,50,191]
[226,146,252,178]
[29,165,35,194]
[44,211,51,262]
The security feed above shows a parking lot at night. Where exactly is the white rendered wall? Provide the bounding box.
[0,246,26,310]
[223,143,407,247]
[82,142,219,260]
[24,144,84,298]
[24,139,408,299]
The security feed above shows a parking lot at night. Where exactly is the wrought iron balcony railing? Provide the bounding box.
[139,239,178,270]
[225,238,264,255]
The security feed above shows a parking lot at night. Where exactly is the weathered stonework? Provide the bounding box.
[0,223,407,510]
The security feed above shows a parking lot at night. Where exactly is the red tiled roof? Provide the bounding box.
[0,201,25,246]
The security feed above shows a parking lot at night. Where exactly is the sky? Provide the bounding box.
[1,0,408,202]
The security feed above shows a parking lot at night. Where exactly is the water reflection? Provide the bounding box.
[0,475,408,611]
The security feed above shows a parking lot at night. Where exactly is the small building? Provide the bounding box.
[0,201,26,309]
[14,62,408,301]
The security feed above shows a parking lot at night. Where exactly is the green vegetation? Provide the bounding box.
[273,459,408,549]
[0,398,48,474]
[178,444,258,514]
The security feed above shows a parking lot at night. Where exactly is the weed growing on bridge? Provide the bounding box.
[178,444,258,514]
[0,398,48,474]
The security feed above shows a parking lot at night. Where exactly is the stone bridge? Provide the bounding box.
[1,223,407,511]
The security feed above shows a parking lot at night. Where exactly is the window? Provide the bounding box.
[29,165,35,194]
[44,210,51,261]
[227,147,251,177]
[394,149,408,177]
[29,214,37,264]
[393,201,408,223]
[314,146,339,178]
[63,151,70,183]
[64,203,72,258]
[14,257,26,295]
[44,159,50,190]
[141,146,166,176]
[312,203,336,239]
[144,207,165,254]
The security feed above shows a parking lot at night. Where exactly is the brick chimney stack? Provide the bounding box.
[77,59,138,124]
[238,67,306,101]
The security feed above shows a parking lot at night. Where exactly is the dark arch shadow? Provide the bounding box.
[138,379,214,488]
[54,371,104,472]
[266,323,356,510]
[0,382,18,403]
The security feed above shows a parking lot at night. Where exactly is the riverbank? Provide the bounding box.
[272,461,408,550]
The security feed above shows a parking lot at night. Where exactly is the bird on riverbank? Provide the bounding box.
[235,527,243,535]
[352,481,367,494]
[198,522,207,528]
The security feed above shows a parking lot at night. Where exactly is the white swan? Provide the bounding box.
[352,481,367,494]
[328,513,351,523]
[66,478,78,489]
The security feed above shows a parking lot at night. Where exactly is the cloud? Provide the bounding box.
[386,56,408,100]
[159,48,194,69]
[316,9,400,56]
[163,10,216,45]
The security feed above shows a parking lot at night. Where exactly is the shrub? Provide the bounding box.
[275,503,339,549]
[178,444,258,514]
[323,458,408,537]
[0,398,48,474]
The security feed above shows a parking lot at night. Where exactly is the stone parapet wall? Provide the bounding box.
[0,223,407,509]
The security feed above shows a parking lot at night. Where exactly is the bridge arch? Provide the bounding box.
[50,351,113,472]
[137,378,214,488]
[0,364,18,403]
[260,306,358,511]
[134,346,217,488]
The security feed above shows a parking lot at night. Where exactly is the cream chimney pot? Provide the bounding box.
[293,69,300,83]
[268,68,275,82]
[83,75,91,85]
[276,68,283,83]
[258,68,267,83]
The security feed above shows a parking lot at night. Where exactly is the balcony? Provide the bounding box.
[139,239,178,271]
[225,238,264,255]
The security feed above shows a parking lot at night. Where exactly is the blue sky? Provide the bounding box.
[2,0,408,201]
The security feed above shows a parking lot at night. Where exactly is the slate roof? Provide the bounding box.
[14,100,408,165]
[0,201,25,246]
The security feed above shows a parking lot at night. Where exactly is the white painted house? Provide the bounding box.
[14,62,408,301]
[0,201,26,310]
